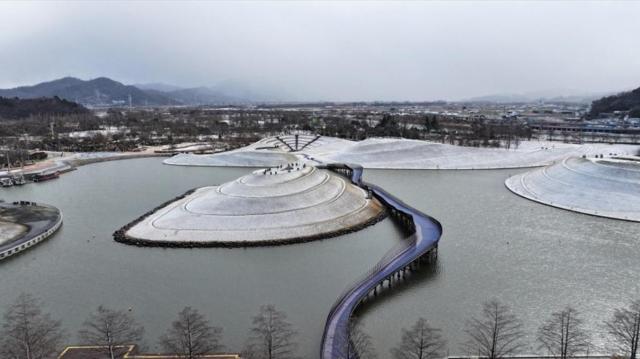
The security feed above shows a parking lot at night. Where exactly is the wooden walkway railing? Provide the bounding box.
[319,163,443,359]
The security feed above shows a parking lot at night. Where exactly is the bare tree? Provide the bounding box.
[333,318,377,359]
[348,320,377,359]
[605,300,640,359]
[391,317,445,359]
[537,306,589,359]
[0,293,65,359]
[243,305,298,359]
[78,305,144,359]
[462,299,525,359]
[159,306,224,358]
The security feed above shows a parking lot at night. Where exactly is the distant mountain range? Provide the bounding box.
[3,77,636,112]
[143,86,240,105]
[133,82,184,92]
[462,90,613,104]
[0,77,276,107]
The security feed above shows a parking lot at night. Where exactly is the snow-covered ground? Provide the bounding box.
[0,150,165,179]
[163,135,351,167]
[0,221,27,246]
[163,135,638,169]
[505,157,640,222]
[164,151,297,167]
[125,164,384,244]
[320,138,635,169]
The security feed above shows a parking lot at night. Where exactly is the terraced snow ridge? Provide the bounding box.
[164,135,637,169]
[164,150,297,167]
[320,138,637,169]
[505,157,640,222]
[123,164,385,245]
[163,135,354,167]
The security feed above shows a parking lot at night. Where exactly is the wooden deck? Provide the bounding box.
[57,345,240,359]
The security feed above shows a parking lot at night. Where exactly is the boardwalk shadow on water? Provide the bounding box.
[353,260,442,317]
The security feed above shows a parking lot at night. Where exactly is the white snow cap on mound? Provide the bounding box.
[164,151,297,167]
[319,138,637,169]
[506,157,640,222]
[125,164,384,244]
[164,135,638,170]
[163,135,354,167]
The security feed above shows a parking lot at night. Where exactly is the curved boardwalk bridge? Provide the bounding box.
[319,163,443,359]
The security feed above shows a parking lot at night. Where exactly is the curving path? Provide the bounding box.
[319,163,443,359]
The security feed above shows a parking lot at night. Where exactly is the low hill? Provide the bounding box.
[0,77,179,107]
[139,83,275,105]
[465,91,607,104]
[0,96,89,120]
[0,77,288,107]
[589,87,640,118]
[164,87,241,105]
[133,82,184,92]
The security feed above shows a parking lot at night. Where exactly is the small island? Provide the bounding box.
[116,163,385,246]
[506,156,640,222]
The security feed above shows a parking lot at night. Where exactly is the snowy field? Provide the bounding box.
[163,135,638,169]
[125,164,384,244]
[163,135,351,167]
[319,138,636,169]
[506,157,640,222]
[164,150,297,167]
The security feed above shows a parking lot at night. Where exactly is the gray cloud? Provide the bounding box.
[1,1,639,101]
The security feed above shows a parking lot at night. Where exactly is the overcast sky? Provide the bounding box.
[1,1,639,101]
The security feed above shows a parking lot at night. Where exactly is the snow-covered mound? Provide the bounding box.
[163,135,354,167]
[319,138,635,169]
[123,164,385,245]
[164,135,637,170]
[164,151,297,167]
[505,157,640,222]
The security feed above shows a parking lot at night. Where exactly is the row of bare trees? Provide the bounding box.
[3,293,640,359]
[460,299,640,359]
[241,299,640,359]
[390,299,640,359]
[0,294,298,359]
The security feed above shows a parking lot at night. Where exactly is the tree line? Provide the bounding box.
[392,299,640,359]
[0,106,535,154]
[0,96,89,120]
[3,293,640,359]
[0,294,298,359]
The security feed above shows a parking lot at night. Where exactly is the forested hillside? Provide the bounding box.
[0,96,89,120]
[590,87,640,118]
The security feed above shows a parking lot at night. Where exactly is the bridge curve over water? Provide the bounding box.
[319,163,443,359]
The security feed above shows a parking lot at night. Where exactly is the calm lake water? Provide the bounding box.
[1,158,638,358]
